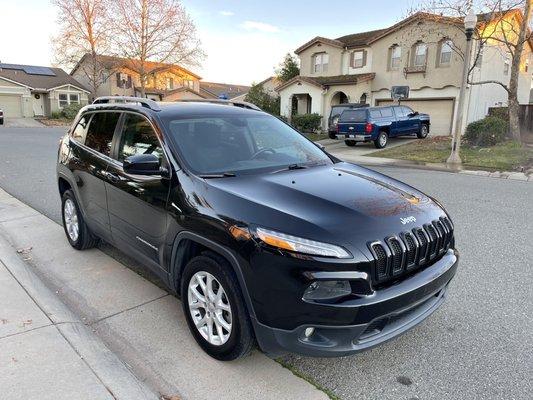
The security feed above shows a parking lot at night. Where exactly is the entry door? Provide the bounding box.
[32,94,44,116]
[105,112,171,266]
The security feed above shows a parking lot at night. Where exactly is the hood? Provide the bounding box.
[200,162,446,249]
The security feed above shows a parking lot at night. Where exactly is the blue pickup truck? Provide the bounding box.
[334,105,430,148]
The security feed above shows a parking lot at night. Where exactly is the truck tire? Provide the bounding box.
[374,131,388,149]
[345,140,357,147]
[417,124,429,139]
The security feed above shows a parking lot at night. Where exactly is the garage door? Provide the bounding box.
[376,99,455,136]
[0,94,23,118]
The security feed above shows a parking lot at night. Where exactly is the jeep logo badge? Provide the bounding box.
[400,216,416,225]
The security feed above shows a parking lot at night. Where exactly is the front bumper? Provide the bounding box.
[252,249,458,357]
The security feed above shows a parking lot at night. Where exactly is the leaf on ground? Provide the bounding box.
[16,246,33,254]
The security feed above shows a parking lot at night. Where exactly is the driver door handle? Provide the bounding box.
[104,171,120,183]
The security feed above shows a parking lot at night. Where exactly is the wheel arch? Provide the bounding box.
[170,231,257,320]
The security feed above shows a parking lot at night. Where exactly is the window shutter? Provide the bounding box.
[127,75,132,89]
[362,50,367,67]
[350,52,355,68]
[116,73,121,87]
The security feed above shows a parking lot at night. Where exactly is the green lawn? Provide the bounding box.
[369,137,533,171]
[303,132,329,142]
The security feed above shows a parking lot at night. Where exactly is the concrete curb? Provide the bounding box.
[0,230,160,400]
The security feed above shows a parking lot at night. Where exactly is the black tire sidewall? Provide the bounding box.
[375,132,388,148]
[181,255,252,361]
[345,140,357,146]
[61,190,88,250]
[418,124,428,138]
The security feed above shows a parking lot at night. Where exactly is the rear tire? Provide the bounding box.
[61,190,98,250]
[345,140,357,147]
[374,131,388,149]
[417,124,429,139]
[181,252,254,361]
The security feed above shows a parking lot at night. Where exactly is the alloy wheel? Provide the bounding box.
[63,199,79,242]
[187,271,232,346]
[380,133,387,147]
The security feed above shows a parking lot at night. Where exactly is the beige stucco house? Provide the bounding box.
[71,54,205,101]
[278,11,533,135]
[0,63,90,118]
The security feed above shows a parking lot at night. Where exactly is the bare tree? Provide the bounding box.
[109,0,204,97]
[407,0,532,141]
[52,0,112,98]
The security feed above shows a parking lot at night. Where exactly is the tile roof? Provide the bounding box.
[199,81,251,100]
[275,73,375,92]
[335,29,389,48]
[72,54,202,79]
[0,63,89,92]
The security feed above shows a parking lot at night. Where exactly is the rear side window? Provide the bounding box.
[71,114,91,143]
[117,113,164,162]
[340,109,367,122]
[380,107,393,117]
[369,109,382,118]
[330,106,349,118]
[85,112,121,157]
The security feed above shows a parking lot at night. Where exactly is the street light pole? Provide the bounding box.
[447,8,477,165]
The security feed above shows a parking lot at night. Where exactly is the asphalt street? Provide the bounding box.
[1,126,532,400]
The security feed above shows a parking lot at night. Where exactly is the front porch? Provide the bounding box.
[277,74,375,130]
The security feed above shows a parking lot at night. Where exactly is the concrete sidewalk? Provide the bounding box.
[0,187,329,400]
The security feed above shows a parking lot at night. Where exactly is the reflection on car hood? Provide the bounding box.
[202,162,446,245]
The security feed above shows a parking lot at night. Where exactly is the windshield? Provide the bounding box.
[164,114,331,175]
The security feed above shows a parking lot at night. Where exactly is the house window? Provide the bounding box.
[439,40,453,66]
[166,77,174,90]
[413,42,428,67]
[390,45,401,70]
[59,94,68,108]
[58,92,80,108]
[69,94,79,104]
[313,53,329,73]
[352,50,365,68]
[504,56,510,75]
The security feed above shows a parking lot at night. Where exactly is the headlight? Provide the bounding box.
[256,227,351,258]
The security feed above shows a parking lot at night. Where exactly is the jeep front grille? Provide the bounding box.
[368,217,454,286]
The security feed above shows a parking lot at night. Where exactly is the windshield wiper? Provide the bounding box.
[287,163,308,170]
[198,172,236,179]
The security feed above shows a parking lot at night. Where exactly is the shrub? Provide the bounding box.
[464,116,507,147]
[487,107,509,121]
[50,111,63,119]
[291,113,322,133]
[61,103,83,120]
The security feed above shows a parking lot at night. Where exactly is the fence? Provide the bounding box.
[488,105,533,144]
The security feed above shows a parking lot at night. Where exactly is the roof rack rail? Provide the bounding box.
[92,96,161,111]
[176,99,261,111]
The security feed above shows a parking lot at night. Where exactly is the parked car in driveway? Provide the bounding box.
[336,105,430,148]
[0,108,4,125]
[57,96,457,361]
[327,103,368,138]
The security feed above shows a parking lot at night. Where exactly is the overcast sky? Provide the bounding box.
[0,0,420,85]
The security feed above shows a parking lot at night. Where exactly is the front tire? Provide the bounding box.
[374,131,388,149]
[181,252,254,361]
[345,140,357,147]
[417,124,429,139]
[61,190,98,250]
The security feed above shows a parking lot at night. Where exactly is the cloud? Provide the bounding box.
[240,20,280,33]
[219,11,234,16]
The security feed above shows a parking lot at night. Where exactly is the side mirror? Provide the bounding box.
[123,154,161,175]
[408,111,419,117]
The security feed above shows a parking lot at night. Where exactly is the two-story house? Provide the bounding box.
[71,54,204,101]
[277,11,532,135]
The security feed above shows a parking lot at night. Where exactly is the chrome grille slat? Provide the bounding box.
[368,217,454,286]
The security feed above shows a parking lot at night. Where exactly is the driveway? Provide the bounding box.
[320,136,416,157]
[2,118,47,128]
[0,127,532,399]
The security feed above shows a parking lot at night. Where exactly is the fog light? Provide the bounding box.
[304,327,315,338]
[303,280,351,301]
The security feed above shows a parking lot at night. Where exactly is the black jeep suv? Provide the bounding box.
[57,96,458,360]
